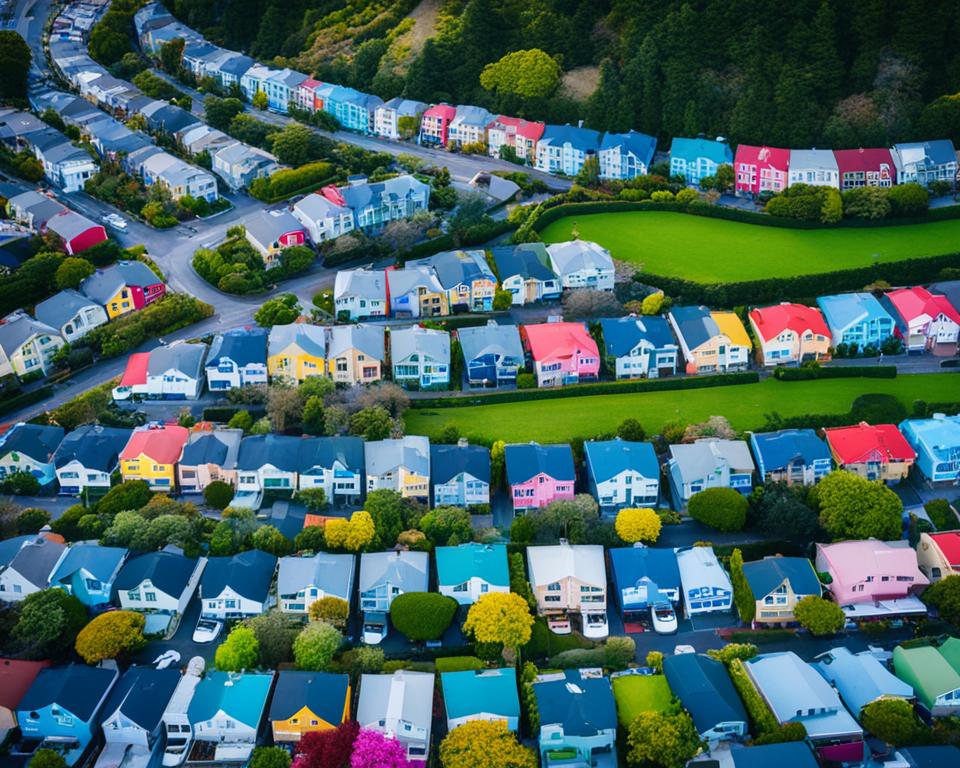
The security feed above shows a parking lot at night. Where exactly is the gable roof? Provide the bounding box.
[0,659,51,711]
[789,148,839,172]
[527,542,605,588]
[491,243,556,282]
[442,668,519,721]
[0,422,65,463]
[120,424,189,464]
[236,434,301,472]
[833,148,895,175]
[80,260,162,303]
[114,550,200,596]
[817,540,927,589]
[711,311,751,347]
[546,240,613,275]
[268,323,326,360]
[893,643,960,709]
[268,671,348,725]
[609,545,681,598]
[435,543,508,588]
[899,746,960,768]
[188,671,273,727]
[0,535,65,588]
[358,550,428,593]
[180,429,243,469]
[365,436,430,478]
[18,664,117,721]
[742,556,820,598]
[749,303,830,341]
[539,124,602,153]
[522,321,598,363]
[457,322,524,367]
[0,314,62,358]
[277,552,355,598]
[334,269,387,302]
[50,542,127,586]
[886,286,960,326]
[357,670,434,732]
[823,422,916,464]
[663,653,747,733]
[245,209,304,248]
[600,315,676,356]
[584,438,659,483]
[927,531,960,569]
[505,442,575,485]
[813,646,913,715]
[207,328,267,369]
[390,325,450,363]
[929,280,960,314]
[533,670,616,735]
[52,424,130,473]
[669,438,755,481]
[600,130,657,165]
[407,249,495,290]
[750,429,831,472]
[102,666,180,731]
[430,442,490,485]
[669,136,733,165]
[817,292,893,333]
[734,144,791,170]
[200,549,276,602]
[669,305,721,349]
[893,140,957,167]
[35,289,102,331]
[327,323,384,360]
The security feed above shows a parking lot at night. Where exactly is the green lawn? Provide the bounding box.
[612,675,674,725]
[538,211,960,283]
[404,374,958,443]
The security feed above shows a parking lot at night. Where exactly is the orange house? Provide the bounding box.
[269,671,350,743]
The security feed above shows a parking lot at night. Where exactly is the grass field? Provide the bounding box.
[612,675,674,725]
[537,211,960,283]
[404,374,958,443]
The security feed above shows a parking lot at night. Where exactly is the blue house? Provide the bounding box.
[442,668,520,731]
[17,665,118,765]
[584,438,660,511]
[817,292,896,350]
[457,321,524,388]
[741,556,821,626]
[533,669,617,766]
[749,429,832,486]
[325,86,381,133]
[599,315,678,380]
[813,646,914,718]
[436,542,509,605]
[430,442,491,509]
[609,545,681,622]
[491,243,561,305]
[899,415,960,485]
[0,422,65,487]
[669,137,734,186]
[598,130,657,180]
[49,543,127,607]
[534,124,602,177]
[662,653,748,741]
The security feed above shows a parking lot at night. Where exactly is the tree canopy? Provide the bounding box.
[389,592,458,641]
[615,507,662,544]
[293,621,342,670]
[811,471,903,541]
[464,592,535,651]
[687,487,748,532]
[439,720,537,768]
[75,611,146,664]
[793,595,845,636]
[0,32,31,101]
[215,625,260,671]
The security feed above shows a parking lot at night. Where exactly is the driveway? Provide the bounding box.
[134,594,219,667]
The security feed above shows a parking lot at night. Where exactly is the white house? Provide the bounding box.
[53,424,131,496]
[373,98,426,140]
[292,193,355,244]
[675,545,733,616]
[788,149,840,188]
[98,666,182,758]
[33,139,97,192]
[277,553,355,615]
[546,240,615,292]
[115,551,206,616]
[234,434,301,505]
[584,439,661,512]
[199,550,276,619]
[34,290,109,344]
[188,672,273,761]
[390,325,451,390]
[333,269,388,320]
[431,442,490,508]
[365,436,431,499]
[0,310,65,378]
[436,543,509,605]
[204,329,267,391]
[113,342,207,401]
[357,671,434,762]
[0,535,66,601]
[296,436,365,504]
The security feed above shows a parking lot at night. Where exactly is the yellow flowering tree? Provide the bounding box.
[324,510,375,552]
[75,610,145,664]
[615,507,662,544]
[439,720,537,768]
[463,592,534,653]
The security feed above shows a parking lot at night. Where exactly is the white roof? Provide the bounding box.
[675,546,733,593]
[546,239,613,274]
[527,542,606,588]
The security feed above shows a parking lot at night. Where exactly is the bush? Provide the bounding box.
[861,698,925,746]
[293,621,342,671]
[249,747,290,768]
[389,592,458,641]
[16,508,51,534]
[84,294,213,358]
[516,372,536,389]
[75,611,145,663]
[728,658,779,735]
[707,643,759,664]
[434,656,484,673]
[203,480,234,510]
[249,162,336,203]
[773,365,896,380]
[925,499,958,531]
[614,507,662,543]
[308,596,349,629]
[604,636,636,669]
[687,487,748,531]
[794,595,845,636]
[215,625,260,671]
[3,471,40,496]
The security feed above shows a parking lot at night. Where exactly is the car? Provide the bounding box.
[102,213,127,230]
[362,614,388,645]
[192,618,223,644]
[651,602,678,635]
[547,616,572,635]
[673,644,696,655]
[581,610,609,639]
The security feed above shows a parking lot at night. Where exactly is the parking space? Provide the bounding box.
[134,594,218,667]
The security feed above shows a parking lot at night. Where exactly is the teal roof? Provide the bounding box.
[435,543,508,588]
[441,668,519,721]
[187,672,273,728]
[670,136,733,165]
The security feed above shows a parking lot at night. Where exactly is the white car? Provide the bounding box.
[673,644,696,655]
[192,618,223,644]
[103,213,127,230]
[581,611,609,639]
[651,602,678,635]
[153,649,181,669]
[362,617,388,645]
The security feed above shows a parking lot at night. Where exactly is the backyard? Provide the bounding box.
[612,674,674,725]
[403,374,959,443]
[537,211,960,283]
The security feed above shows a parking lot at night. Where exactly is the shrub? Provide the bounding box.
[203,480,234,510]
[28,750,66,768]
[215,625,260,671]
[249,747,290,768]
[925,499,958,531]
[390,592,458,641]
[861,698,925,746]
[604,636,636,669]
[435,656,485,673]
[687,487,748,532]
[811,470,903,541]
[794,595,845,636]
[615,507,662,543]
[75,611,146,663]
[308,596,349,629]
[646,650,664,671]
[516,372,536,389]
[707,643,759,664]
[728,658,778,735]
[3,471,40,496]
[16,508,51,534]
[293,621,342,670]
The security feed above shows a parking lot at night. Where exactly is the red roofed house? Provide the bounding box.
[119,423,190,490]
[823,422,916,483]
[45,210,107,256]
[748,303,832,366]
[521,321,600,387]
[419,103,457,147]
[833,148,896,189]
[296,78,325,112]
[917,531,960,583]
[884,286,960,354]
[486,116,545,164]
[112,343,207,401]
[734,144,790,197]
[0,659,50,738]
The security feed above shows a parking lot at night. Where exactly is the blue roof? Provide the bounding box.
[609,546,680,605]
[435,543,508,588]
[52,424,131,473]
[899,416,960,457]
[441,668,519,721]
[114,551,199,598]
[268,671,349,726]
[893,139,957,165]
[540,124,602,153]
[533,670,616,736]
[669,305,718,349]
[101,666,180,731]
[50,543,127,586]
[817,292,894,334]
[741,557,820,599]
[505,442,575,485]
[200,550,276,603]
[207,328,267,369]
[813,647,914,716]
[750,429,831,473]
[662,653,747,734]
[491,243,556,282]
[731,742,819,768]
[584,438,659,483]
[188,671,273,728]
[19,665,117,722]
[669,136,733,165]
[899,746,960,768]
[600,130,657,166]
[600,315,675,357]
[430,442,491,486]
[0,423,65,463]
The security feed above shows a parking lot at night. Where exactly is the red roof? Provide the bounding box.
[522,322,598,362]
[833,148,895,175]
[886,286,960,326]
[929,532,960,567]
[423,103,456,121]
[749,303,830,341]
[489,115,545,141]
[823,422,916,465]
[0,659,51,710]
[734,144,790,170]
[300,78,323,90]
[120,352,150,386]
[120,425,190,464]
[320,184,346,207]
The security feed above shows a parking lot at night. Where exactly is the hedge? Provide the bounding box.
[434,656,485,673]
[728,658,779,735]
[773,366,897,380]
[202,405,266,422]
[0,386,54,417]
[398,219,516,264]
[389,592,458,641]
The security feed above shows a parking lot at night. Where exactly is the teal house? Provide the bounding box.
[817,292,897,350]
[49,543,128,607]
[187,671,273,754]
[436,542,509,605]
[669,137,734,186]
[899,415,960,485]
[441,668,520,731]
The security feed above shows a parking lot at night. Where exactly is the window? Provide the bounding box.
[145,592,156,602]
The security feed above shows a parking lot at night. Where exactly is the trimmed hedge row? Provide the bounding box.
[0,386,54,418]
[728,658,779,735]
[399,219,516,264]
[772,365,897,380]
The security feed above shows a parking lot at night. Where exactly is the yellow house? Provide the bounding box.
[669,306,752,375]
[270,671,350,744]
[741,556,821,626]
[365,436,430,500]
[327,324,385,386]
[119,424,190,491]
[267,323,326,383]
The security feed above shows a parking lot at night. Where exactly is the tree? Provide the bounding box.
[252,90,268,110]
[492,289,513,311]
[28,750,67,768]
[748,482,820,540]
[615,507,662,544]
[811,471,902,541]
[921,574,960,627]
[255,294,301,327]
[252,525,293,556]
[490,441,506,489]
[210,507,258,555]
[245,610,299,667]
[75,611,145,664]
[296,721,359,768]
[348,406,394,441]
[390,592,458,641]
[324,510,376,552]
[16,508,50,534]
[480,49,561,99]
[293,621,342,671]
[280,245,315,275]
[308,596,349,629]
[4,471,40,496]
[464,592,534,652]
[55,257,95,290]
[203,480,235,510]
[861,698,924,746]
[793,595,845,636]
[419,506,472,546]
[249,747,290,768]
[228,409,255,432]
[298,487,328,512]
[617,419,646,442]
[349,729,410,768]
[96,480,152,517]
[729,548,756,624]
[204,96,245,131]
[267,384,305,433]
[439,720,537,768]
[640,292,665,315]
[159,37,186,75]
[14,588,88,658]
[302,395,326,435]
[0,31,31,101]
[362,490,411,549]
[887,183,928,217]
[626,710,702,768]
[576,156,601,187]
[687,488,748,532]
[215,625,260,671]
[270,123,325,168]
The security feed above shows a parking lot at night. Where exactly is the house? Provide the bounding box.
[505,442,575,512]
[264,68,309,114]
[436,543,508,605]
[357,671,434,762]
[599,315,678,379]
[817,292,897,350]
[277,553,355,615]
[113,343,208,401]
[321,175,430,230]
[269,671,350,743]
[419,103,457,146]
[609,545,681,622]
[734,144,790,196]
[894,640,960,716]
[667,438,755,509]
[0,422,65,487]
[6,190,67,230]
[442,668,519,731]
[546,240,615,292]
[295,78,324,111]
[296,436,365,502]
[365,436,430,499]
[0,311,65,378]
[234,434,301,502]
[741,556,821,626]
[119,424,190,490]
[669,137,733,186]
[669,305,751,374]
[386,266,448,318]
[244,209,307,267]
[917,530,960,582]
[486,116,544,163]
[212,142,279,191]
[45,210,107,255]
[815,540,929,619]
[115,550,205,615]
[431,441,490,508]
[49,542,127,607]
[599,130,657,180]
[448,105,494,147]
[930,280,960,316]
[324,87,381,134]
[663,653,748,741]
[390,325,450,390]
[358,551,428,643]
[187,671,273,761]
[532,669,617,767]
[17,665,118,766]
[457,321,524,388]
[584,438,659,512]
[813,646,914,718]
[199,549,277,619]
[205,328,268,391]
[834,148,896,189]
[176,428,243,493]
[267,323,327,384]
[0,108,45,146]
[373,98,426,141]
[730,742,820,768]
[240,63,279,102]
[333,269,388,320]
[748,429,832,486]
[80,260,166,319]
[743,652,863,763]
[326,324,384,385]
[892,140,958,189]
[522,321,600,387]
[822,422,916,482]
[35,289,108,343]
[535,124,602,176]
[491,243,561,305]
[748,303,831,366]
[675,545,733,616]
[899,414,960,486]
[0,659,50,741]
[0,535,66,601]
[140,152,218,203]
[292,192,355,244]
[52,422,130,494]
[884,286,960,353]
[97,666,181,764]
[408,249,497,312]
[527,541,607,632]
[788,149,840,188]
[29,134,97,193]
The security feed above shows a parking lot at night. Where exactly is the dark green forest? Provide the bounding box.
[163,0,960,146]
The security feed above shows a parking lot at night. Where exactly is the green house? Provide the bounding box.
[893,640,960,715]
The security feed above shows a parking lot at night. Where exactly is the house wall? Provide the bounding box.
[833,456,913,483]
[0,566,41,601]
[268,348,326,383]
[511,472,575,510]
[0,452,57,486]
[328,349,382,386]
[202,585,265,619]
[193,709,257,744]
[916,533,960,582]
[439,576,507,605]
[753,579,810,625]
[56,460,112,494]
[533,575,606,615]
[592,470,660,510]
[272,698,349,743]
[60,304,109,343]
[685,336,749,374]
[434,472,489,507]
[120,454,177,490]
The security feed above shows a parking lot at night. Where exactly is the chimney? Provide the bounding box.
[457,437,469,448]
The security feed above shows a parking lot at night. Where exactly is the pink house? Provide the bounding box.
[734,144,790,197]
[505,442,575,512]
[419,103,457,146]
[884,286,960,353]
[486,115,545,163]
[296,78,324,112]
[522,322,600,387]
[815,540,929,611]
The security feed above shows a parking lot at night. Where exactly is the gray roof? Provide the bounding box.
[546,239,613,274]
[327,324,384,360]
[336,175,429,212]
[80,261,163,304]
[0,110,45,140]
[533,670,616,736]
[0,535,66,588]
[669,305,720,350]
[244,209,304,248]
[0,422,65,463]
[46,210,100,242]
[334,269,387,302]
[35,289,100,331]
[663,653,747,735]
[357,670,434,735]
[200,549,276,602]
[9,191,64,227]
[148,342,207,380]
[669,438,755,482]
[390,325,450,364]
[218,54,254,77]
[277,553,355,599]
[790,148,839,172]
[814,647,914,715]
[358,550,428,593]
[42,142,93,166]
[207,328,267,369]
[0,313,61,357]
[407,249,494,291]
[267,323,326,360]
[27,126,70,152]
[364,436,430,478]
[101,666,181,732]
[52,424,131,472]
[114,551,199,597]
[457,322,523,365]
[180,429,242,469]
[386,265,444,299]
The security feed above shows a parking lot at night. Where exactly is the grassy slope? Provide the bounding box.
[404,374,958,443]
[612,675,674,725]
[538,212,960,283]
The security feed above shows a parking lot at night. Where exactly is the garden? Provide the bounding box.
[612,674,674,726]
[193,227,317,294]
